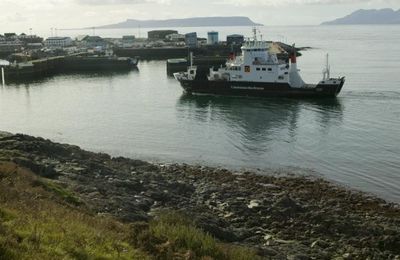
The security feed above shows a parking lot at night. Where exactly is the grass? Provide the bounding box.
[130,211,261,260]
[0,161,260,260]
[33,178,82,206]
[0,161,147,260]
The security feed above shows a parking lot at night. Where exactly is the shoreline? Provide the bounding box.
[3,130,395,204]
[1,132,399,258]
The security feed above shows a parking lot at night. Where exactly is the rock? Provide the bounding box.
[0,131,13,138]
[1,133,400,259]
[12,157,59,179]
[264,234,273,241]
[287,254,310,260]
[223,212,234,218]
[273,195,304,213]
[248,199,261,209]
[310,239,329,249]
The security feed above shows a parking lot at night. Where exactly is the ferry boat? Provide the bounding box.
[174,29,345,98]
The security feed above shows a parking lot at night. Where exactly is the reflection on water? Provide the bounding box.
[5,69,138,87]
[177,94,343,150]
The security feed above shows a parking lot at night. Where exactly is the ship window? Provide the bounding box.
[262,68,266,71]
[190,70,194,75]
[245,66,250,73]
[278,76,284,80]
[268,68,272,71]
[256,68,260,71]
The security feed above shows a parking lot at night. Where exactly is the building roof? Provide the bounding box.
[76,35,89,41]
[46,37,72,41]
[4,33,17,37]
[84,36,104,43]
[185,32,197,36]
[148,30,178,33]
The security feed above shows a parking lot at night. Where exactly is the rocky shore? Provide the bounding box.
[0,132,399,259]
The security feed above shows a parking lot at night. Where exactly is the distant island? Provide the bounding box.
[322,8,400,25]
[88,16,262,29]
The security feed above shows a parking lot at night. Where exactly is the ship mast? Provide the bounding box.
[323,53,331,80]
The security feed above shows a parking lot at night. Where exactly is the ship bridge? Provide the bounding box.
[240,40,277,65]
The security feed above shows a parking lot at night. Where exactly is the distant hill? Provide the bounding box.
[91,16,262,29]
[322,8,400,25]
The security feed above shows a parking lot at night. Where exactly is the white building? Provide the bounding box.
[44,37,73,48]
[207,31,219,45]
[165,33,185,42]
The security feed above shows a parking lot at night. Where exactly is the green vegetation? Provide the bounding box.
[0,162,146,260]
[33,178,82,206]
[130,211,260,259]
[0,161,260,260]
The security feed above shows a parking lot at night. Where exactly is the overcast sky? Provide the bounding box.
[1,0,400,34]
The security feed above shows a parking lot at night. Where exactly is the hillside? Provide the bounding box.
[92,16,262,29]
[322,8,400,25]
[0,161,258,259]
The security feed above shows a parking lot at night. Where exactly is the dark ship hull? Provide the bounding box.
[178,77,345,98]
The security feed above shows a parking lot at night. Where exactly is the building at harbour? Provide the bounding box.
[44,37,73,48]
[148,30,178,40]
[227,34,244,45]
[165,33,185,42]
[121,35,136,48]
[0,33,23,53]
[185,32,198,48]
[207,31,219,45]
[83,36,107,49]
[0,41,23,53]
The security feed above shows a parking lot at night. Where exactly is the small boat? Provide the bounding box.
[174,29,345,98]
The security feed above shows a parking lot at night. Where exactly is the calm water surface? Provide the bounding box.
[1,25,400,202]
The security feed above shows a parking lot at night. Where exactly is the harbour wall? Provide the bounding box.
[2,55,136,81]
[114,45,242,60]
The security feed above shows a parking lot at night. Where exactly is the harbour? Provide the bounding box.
[1,1,400,256]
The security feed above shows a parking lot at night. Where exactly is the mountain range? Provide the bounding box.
[91,16,262,29]
[322,8,400,25]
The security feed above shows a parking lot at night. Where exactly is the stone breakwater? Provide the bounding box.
[0,132,399,259]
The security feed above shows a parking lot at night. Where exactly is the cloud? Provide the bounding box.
[77,0,168,4]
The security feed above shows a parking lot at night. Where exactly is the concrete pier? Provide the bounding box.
[3,54,137,82]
